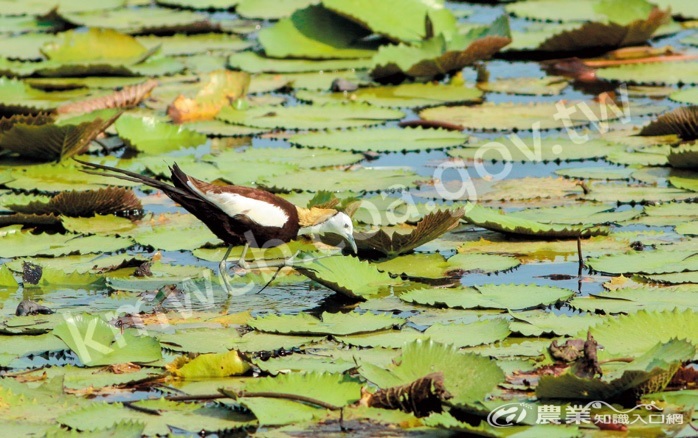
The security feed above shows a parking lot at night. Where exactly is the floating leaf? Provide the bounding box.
[295,82,483,107]
[209,145,363,169]
[376,252,519,279]
[42,28,152,64]
[476,76,569,96]
[172,350,250,379]
[228,51,373,73]
[509,312,603,337]
[587,309,698,358]
[463,204,609,238]
[537,339,695,403]
[115,115,207,154]
[237,0,318,19]
[259,5,375,59]
[371,15,511,80]
[295,255,397,299]
[597,61,698,85]
[167,70,250,123]
[359,339,504,407]
[571,287,698,313]
[53,314,161,366]
[401,284,575,310]
[249,311,403,335]
[60,7,213,35]
[290,127,466,153]
[449,137,623,162]
[261,167,419,192]
[217,103,404,130]
[588,250,698,275]
[0,229,133,258]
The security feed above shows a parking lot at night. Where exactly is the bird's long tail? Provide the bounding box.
[74,158,190,197]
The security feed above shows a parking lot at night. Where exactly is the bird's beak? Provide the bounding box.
[344,233,358,254]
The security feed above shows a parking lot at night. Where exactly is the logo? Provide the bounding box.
[487,403,533,428]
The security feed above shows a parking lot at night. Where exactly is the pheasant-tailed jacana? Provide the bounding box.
[75,159,357,293]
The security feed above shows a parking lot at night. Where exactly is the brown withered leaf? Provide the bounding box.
[22,262,43,285]
[8,187,143,219]
[167,70,250,123]
[361,372,452,417]
[56,79,158,115]
[0,213,61,228]
[549,338,586,362]
[640,106,698,141]
[538,8,670,52]
[355,209,463,258]
[0,112,121,162]
[0,113,55,132]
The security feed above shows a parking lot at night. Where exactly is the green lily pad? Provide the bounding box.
[261,167,419,192]
[509,312,603,337]
[0,229,133,258]
[237,0,318,20]
[249,311,403,335]
[597,62,698,86]
[571,287,698,313]
[217,103,404,130]
[588,250,698,275]
[377,252,519,279]
[371,15,512,80]
[259,5,375,59]
[53,314,161,366]
[136,33,252,56]
[463,204,609,238]
[228,51,373,73]
[294,256,397,300]
[584,183,696,203]
[401,284,575,311]
[254,355,355,375]
[359,339,505,407]
[511,204,640,225]
[290,127,466,153]
[295,82,483,107]
[477,76,569,96]
[60,7,212,35]
[537,339,695,402]
[41,28,151,64]
[156,0,241,9]
[449,137,622,162]
[420,101,660,131]
[115,116,207,154]
[586,309,698,358]
[207,145,363,169]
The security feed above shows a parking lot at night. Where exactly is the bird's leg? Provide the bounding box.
[218,245,234,294]
[235,244,250,271]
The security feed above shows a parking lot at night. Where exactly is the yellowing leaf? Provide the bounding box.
[167,70,250,123]
[172,350,250,379]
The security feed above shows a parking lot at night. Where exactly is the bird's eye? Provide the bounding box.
[344,224,350,229]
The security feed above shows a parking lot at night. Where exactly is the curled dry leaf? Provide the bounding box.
[639,106,698,141]
[361,372,452,417]
[355,209,463,258]
[0,113,55,131]
[7,187,143,219]
[538,7,670,52]
[56,79,158,115]
[167,70,250,123]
